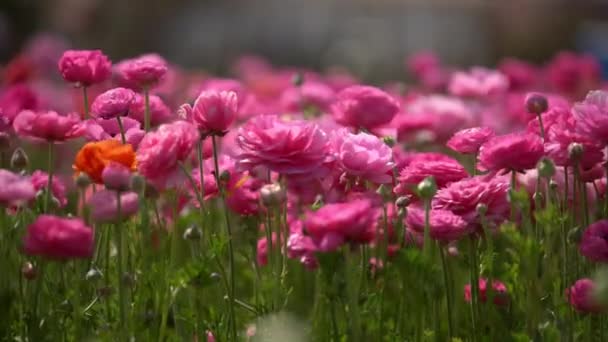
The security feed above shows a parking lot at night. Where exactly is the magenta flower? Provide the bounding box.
[498,58,540,91]
[84,117,145,149]
[137,121,199,189]
[478,133,544,172]
[287,229,318,270]
[579,220,608,263]
[23,215,94,260]
[128,94,172,127]
[572,90,608,145]
[566,278,605,313]
[395,157,468,195]
[115,53,168,89]
[464,278,509,306]
[0,169,36,207]
[194,78,247,104]
[91,87,136,119]
[58,49,112,86]
[304,199,378,252]
[405,205,471,242]
[448,67,509,98]
[236,115,331,179]
[31,170,67,208]
[332,85,400,130]
[280,81,335,113]
[181,90,238,135]
[0,84,39,123]
[102,163,132,191]
[406,51,448,90]
[546,52,600,95]
[447,127,495,154]
[13,110,83,143]
[331,130,394,184]
[88,190,139,223]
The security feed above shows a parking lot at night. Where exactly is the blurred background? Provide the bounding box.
[1,0,608,81]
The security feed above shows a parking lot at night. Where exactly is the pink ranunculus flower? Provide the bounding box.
[448,67,509,98]
[331,130,394,184]
[406,51,449,90]
[193,78,247,105]
[23,215,94,260]
[304,199,378,252]
[405,204,471,242]
[579,220,608,263]
[0,169,36,207]
[332,85,400,130]
[84,117,145,149]
[566,278,605,313]
[464,278,509,306]
[58,49,112,86]
[0,84,39,123]
[91,87,136,120]
[546,52,601,96]
[394,157,468,195]
[498,58,540,91]
[287,229,318,270]
[115,53,168,89]
[88,190,139,223]
[182,90,238,135]
[280,81,335,113]
[477,133,544,172]
[128,93,172,127]
[236,115,331,179]
[137,120,199,189]
[13,110,83,142]
[572,90,608,145]
[31,170,67,208]
[102,163,132,191]
[447,127,495,154]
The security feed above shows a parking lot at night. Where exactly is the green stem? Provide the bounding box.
[537,113,545,142]
[116,116,127,145]
[439,246,454,339]
[116,191,127,340]
[144,87,151,132]
[45,143,54,212]
[469,237,479,341]
[82,86,89,119]
[423,199,432,257]
[345,248,361,342]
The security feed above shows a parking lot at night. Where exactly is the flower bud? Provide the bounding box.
[448,246,459,257]
[568,143,584,162]
[382,136,395,147]
[85,268,103,282]
[209,272,222,283]
[21,261,36,280]
[525,93,548,115]
[537,157,556,179]
[568,226,583,244]
[10,147,28,170]
[292,72,304,87]
[395,196,410,208]
[102,162,131,191]
[260,183,286,207]
[533,192,544,204]
[417,176,437,200]
[476,203,488,215]
[183,225,202,241]
[219,170,231,183]
[549,180,558,191]
[130,173,146,193]
[75,173,91,189]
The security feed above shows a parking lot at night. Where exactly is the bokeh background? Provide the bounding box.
[1,0,608,81]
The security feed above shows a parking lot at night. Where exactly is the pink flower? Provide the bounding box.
[137,121,199,189]
[0,84,39,123]
[13,110,83,142]
[331,130,394,184]
[395,157,468,195]
[448,67,509,98]
[464,278,509,306]
[128,94,172,127]
[31,170,67,208]
[236,115,331,179]
[304,199,378,252]
[405,205,471,242]
[91,87,136,119]
[287,229,318,270]
[0,169,36,207]
[102,163,132,191]
[88,190,139,223]
[115,53,168,89]
[566,278,605,313]
[194,78,247,104]
[332,85,400,129]
[280,81,335,113]
[406,51,448,90]
[447,127,495,154]
[478,133,544,172]
[182,90,238,134]
[84,117,145,149]
[579,220,608,263]
[546,52,600,96]
[23,215,94,260]
[498,58,540,91]
[58,50,112,86]
[572,90,608,145]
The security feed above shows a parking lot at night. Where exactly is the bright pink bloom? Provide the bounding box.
[395,158,468,195]
[405,205,471,242]
[406,51,448,90]
[84,117,145,149]
[464,278,509,306]
[0,169,36,207]
[58,50,112,86]
[280,81,335,113]
[23,215,94,260]
[102,163,132,191]
[566,278,605,313]
[332,85,400,129]
[91,87,136,119]
[257,233,279,266]
[478,133,544,172]
[194,78,247,104]
[88,190,139,223]
[287,229,318,270]
[31,170,67,208]
[572,90,608,145]
[13,110,83,142]
[447,127,495,154]
[115,53,168,89]
[181,90,238,134]
[331,130,394,184]
[137,121,199,189]
[128,94,172,127]
[498,58,540,91]
[0,84,39,123]
[304,199,378,251]
[580,220,608,263]
[236,115,331,178]
[206,331,215,342]
[448,67,509,97]
[546,52,600,96]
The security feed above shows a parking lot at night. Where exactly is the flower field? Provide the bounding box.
[1,41,608,341]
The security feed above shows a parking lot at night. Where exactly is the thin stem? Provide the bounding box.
[439,246,454,339]
[537,113,545,142]
[116,191,127,340]
[423,199,432,257]
[143,87,151,132]
[469,237,479,341]
[82,86,89,119]
[45,143,54,212]
[116,116,127,144]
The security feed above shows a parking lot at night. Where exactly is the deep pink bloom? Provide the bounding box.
[332,85,400,129]
[115,53,168,89]
[31,170,67,208]
[331,130,394,184]
[194,78,247,105]
[304,199,378,251]
[58,50,112,86]
[447,127,495,154]
[405,205,471,242]
[287,230,318,270]
[464,278,509,306]
[236,115,331,178]
[102,163,132,191]
[181,90,238,134]
[91,87,136,119]
[88,190,139,223]
[406,51,448,90]
[13,110,83,142]
[84,117,145,149]
[280,81,335,113]
[580,220,608,263]
[572,90,608,145]
[478,133,544,172]
[566,278,605,313]
[448,67,509,97]
[0,84,39,123]
[0,169,36,207]
[128,94,172,127]
[498,58,540,91]
[23,215,94,260]
[546,52,600,96]
[395,158,468,195]
[137,121,199,189]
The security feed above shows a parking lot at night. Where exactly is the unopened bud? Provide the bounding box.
[525,93,548,115]
[292,72,304,87]
[395,196,410,208]
[183,225,202,241]
[219,170,231,183]
[130,173,146,193]
[549,180,558,191]
[568,226,583,244]
[537,157,556,179]
[568,143,584,162]
[476,203,488,215]
[417,177,437,200]
[75,173,91,189]
[10,147,28,170]
[85,268,103,282]
[260,183,285,207]
[311,195,324,211]
[382,136,396,147]
[21,261,36,280]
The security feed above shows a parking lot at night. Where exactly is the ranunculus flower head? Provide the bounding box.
[58,49,112,86]
[405,205,471,242]
[0,84,39,123]
[331,130,394,184]
[395,157,468,195]
[13,110,83,142]
[546,52,600,96]
[115,53,168,89]
[128,94,172,127]
[88,190,139,223]
[580,220,608,263]
[102,162,133,191]
[0,169,36,207]
[31,170,67,208]
[84,117,145,149]
[74,139,137,184]
[478,133,544,172]
[566,278,605,313]
[448,67,509,98]
[280,81,335,113]
[23,215,94,260]
[332,85,400,129]
[91,87,136,120]
[464,278,509,306]
[184,90,238,134]
[572,90,608,145]
[447,126,495,154]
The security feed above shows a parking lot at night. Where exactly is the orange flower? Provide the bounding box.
[74,140,137,184]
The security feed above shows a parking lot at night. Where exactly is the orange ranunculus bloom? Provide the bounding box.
[74,139,137,183]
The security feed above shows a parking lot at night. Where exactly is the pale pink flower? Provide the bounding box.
[128,94,172,127]
[448,67,509,98]
[572,90,608,145]
[447,127,495,154]
[331,130,394,184]
[498,58,540,91]
[0,169,36,207]
[88,190,139,223]
[58,50,112,86]
[0,84,39,123]
[280,81,335,113]
[13,110,83,142]
[102,163,132,191]
[478,133,544,172]
[402,95,474,142]
[23,215,94,260]
[31,170,67,208]
[332,85,400,129]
